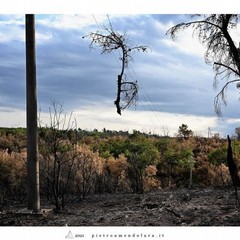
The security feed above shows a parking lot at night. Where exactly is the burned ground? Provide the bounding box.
[1,187,240,226]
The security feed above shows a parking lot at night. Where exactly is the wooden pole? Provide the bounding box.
[26,14,40,212]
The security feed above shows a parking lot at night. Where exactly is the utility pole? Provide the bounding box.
[208,127,211,138]
[26,14,40,212]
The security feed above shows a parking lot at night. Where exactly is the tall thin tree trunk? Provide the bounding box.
[227,135,240,186]
[227,135,240,206]
[189,167,193,189]
[26,14,40,212]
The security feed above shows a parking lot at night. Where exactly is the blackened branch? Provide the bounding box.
[84,24,148,115]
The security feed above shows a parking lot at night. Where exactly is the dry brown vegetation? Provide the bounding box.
[0,127,240,226]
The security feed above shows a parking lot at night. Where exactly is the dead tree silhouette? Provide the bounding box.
[227,135,240,206]
[227,135,240,186]
[84,20,148,115]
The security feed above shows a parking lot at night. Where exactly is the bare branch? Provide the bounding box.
[84,24,149,115]
[167,19,222,40]
[167,14,240,115]
[214,62,240,77]
[214,78,240,116]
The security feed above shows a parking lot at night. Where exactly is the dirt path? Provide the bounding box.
[1,187,240,226]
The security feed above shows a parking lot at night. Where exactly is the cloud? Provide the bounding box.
[0,16,24,43]
[31,101,219,137]
[37,15,106,30]
[0,14,239,137]
[0,107,25,127]
[68,104,219,137]
[0,102,233,138]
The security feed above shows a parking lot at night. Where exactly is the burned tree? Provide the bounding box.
[167,14,240,116]
[38,102,79,210]
[84,23,148,115]
[227,135,240,187]
[167,14,240,204]
[227,135,240,206]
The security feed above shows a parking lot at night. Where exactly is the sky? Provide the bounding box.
[1,10,240,137]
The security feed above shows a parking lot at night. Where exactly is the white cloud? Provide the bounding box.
[228,22,240,47]
[0,15,53,44]
[0,15,24,24]
[226,118,240,124]
[0,102,227,138]
[162,26,206,58]
[0,108,26,128]
[71,104,218,137]
[36,31,53,43]
[38,15,107,30]
[0,25,24,43]
[153,19,174,33]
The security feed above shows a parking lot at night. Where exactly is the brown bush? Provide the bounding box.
[0,150,27,201]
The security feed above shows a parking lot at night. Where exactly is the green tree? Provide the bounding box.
[208,147,227,166]
[155,137,170,161]
[178,124,193,140]
[208,147,228,185]
[178,149,195,188]
[125,137,159,193]
[156,138,179,187]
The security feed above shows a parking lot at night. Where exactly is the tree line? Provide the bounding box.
[1,124,239,211]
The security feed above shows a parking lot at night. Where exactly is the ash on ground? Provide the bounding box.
[1,187,240,226]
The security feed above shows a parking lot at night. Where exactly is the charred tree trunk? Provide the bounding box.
[227,135,240,186]
[114,75,122,115]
